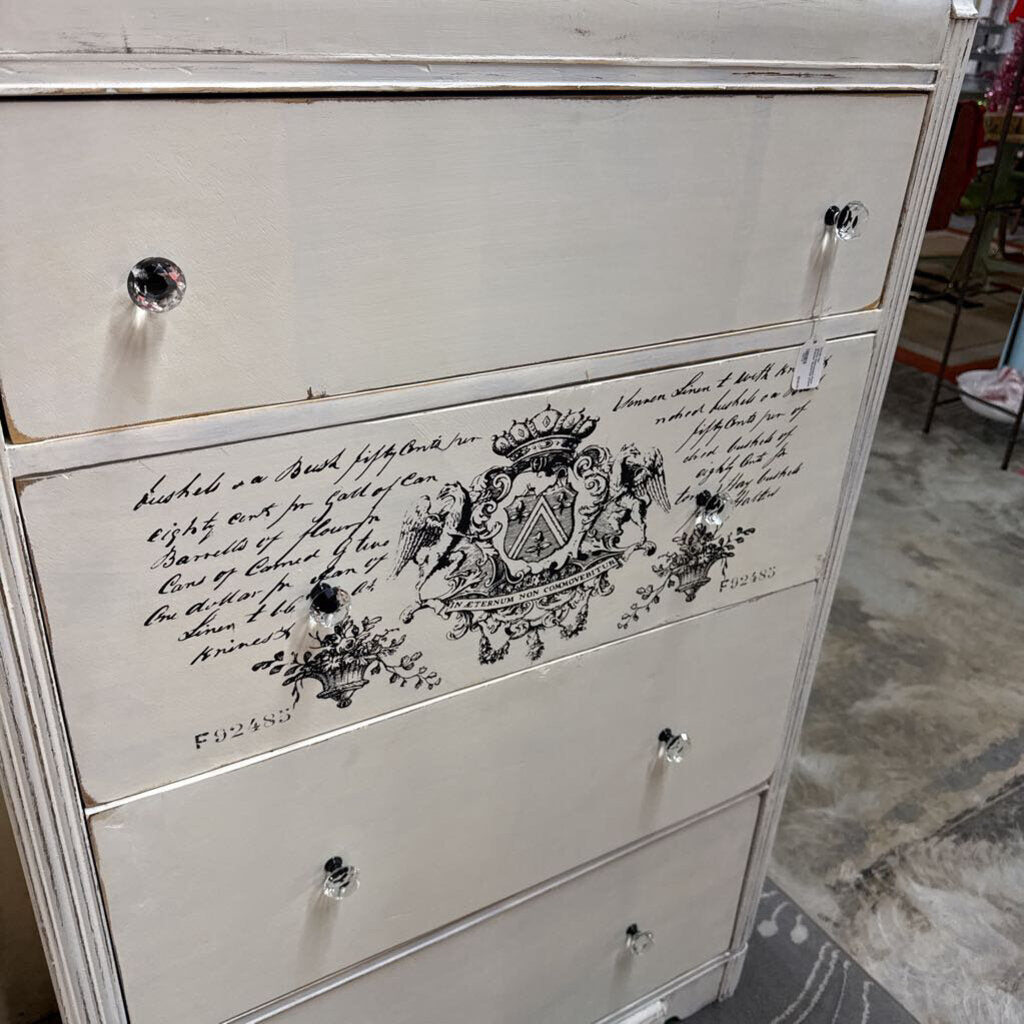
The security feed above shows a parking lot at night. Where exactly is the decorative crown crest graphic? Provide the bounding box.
[394,406,671,664]
[492,407,598,467]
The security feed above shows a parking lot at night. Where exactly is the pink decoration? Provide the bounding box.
[987,23,1024,112]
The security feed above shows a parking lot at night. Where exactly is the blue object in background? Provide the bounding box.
[1000,287,1024,370]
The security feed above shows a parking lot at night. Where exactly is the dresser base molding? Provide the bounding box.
[596,951,744,1024]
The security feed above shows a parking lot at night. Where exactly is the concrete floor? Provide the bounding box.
[771,362,1024,1024]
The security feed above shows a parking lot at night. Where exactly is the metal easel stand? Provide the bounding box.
[922,49,1024,471]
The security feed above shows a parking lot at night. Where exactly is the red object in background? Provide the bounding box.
[927,101,985,231]
[1010,0,1024,23]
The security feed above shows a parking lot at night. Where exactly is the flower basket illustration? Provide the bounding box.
[314,658,373,709]
[620,517,755,629]
[253,614,441,712]
[671,563,714,603]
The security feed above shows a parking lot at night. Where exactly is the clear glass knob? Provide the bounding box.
[309,582,351,631]
[824,202,868,242]
[127,257,186,312]
[322,857,359,900]
[625,924,655,956]
[658,728,691,764]
[695,489,725,527]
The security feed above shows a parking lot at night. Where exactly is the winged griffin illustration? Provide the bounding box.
[394,406,670,663]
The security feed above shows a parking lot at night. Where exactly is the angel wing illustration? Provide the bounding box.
[617,444,671,514]
[393,482,471,586]
[393,498,444,578]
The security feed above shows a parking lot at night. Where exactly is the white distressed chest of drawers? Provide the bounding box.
[0,4,975,1023]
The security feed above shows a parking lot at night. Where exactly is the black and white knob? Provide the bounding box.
[127,257,186,312]
[625,923,655,956]
[322,857,359,900]
[309,582,351,630]
[658,728,691,764]
[824,202,869,242]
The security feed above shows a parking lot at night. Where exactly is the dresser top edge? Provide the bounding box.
[0,0,964,77]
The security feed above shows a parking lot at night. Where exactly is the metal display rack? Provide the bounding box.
[922,20,1024,470]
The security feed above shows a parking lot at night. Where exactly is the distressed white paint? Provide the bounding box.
[92,732,760,1024]
[0,0,952,65]
[22,339,869,803]
[0,58,940,98]
[0,94,922,440]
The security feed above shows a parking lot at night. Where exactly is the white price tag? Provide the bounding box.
[792,332,826,391]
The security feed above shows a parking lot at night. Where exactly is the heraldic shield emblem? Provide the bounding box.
[499,474,578,569]
[393,406,671,664]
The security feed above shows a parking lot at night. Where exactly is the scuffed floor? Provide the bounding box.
[771,362,1024,1024]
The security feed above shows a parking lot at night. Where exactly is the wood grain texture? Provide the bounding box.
[21,339,870,803]
[91,736,760,1024]
[0,94,923,439]
[0,0,951,64]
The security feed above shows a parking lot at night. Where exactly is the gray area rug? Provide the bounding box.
[770,362,1024,1023]
[687,882,918,1024]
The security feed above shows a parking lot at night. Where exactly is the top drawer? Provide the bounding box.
[0,93,924,440]
[0,0,953,65]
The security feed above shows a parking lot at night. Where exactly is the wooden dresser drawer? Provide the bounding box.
[0,93,922,439]
[88,589,798,1024]
[21,336,870,803]
[228,796,760,1024]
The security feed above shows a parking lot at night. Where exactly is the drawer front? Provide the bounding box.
[22,337,869,803]
[89,591,796,1024]
[94,740,759,1024]
[229,798,759,1024]
[0,94,922,439]
[4,1,950,65]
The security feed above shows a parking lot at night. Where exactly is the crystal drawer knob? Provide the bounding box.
[824,202,868,242]
[322,857,358,900]
[625,924,655,956]
[309,582,351,630]
[658,728,691,764]
[126,257,186,312]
